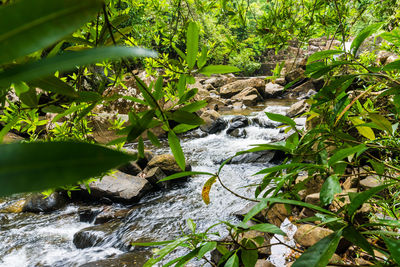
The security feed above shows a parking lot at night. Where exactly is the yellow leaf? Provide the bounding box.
[202,176,217,205]
[350,117,375,140]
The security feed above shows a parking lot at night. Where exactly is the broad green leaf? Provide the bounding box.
[350,23,383,56]
[42,105,64,113]
[307,50,344,63]
[202,176,217,205]
[368,159,385,175]
[380,28,400,46]
[168,131,185,170]
[0,141,135,196]
[153,76,164,101]
[132,240,174,247]
[172,44,186,61]
[77,91,102,103]
[260,198,335,215]
[249,223,286,236]
[159,171,213,182]
[147,130,161,147]
[328,144,367,167]
[241,239,258,267]
[384,237,400,265]
[143,237,190,267]
[224,253,239,267]
[177,74,186,97]
[0,0,102,65]
[0,115,20,143]
[180,100,208,112]
[347,183,394,217]
[349,117,375,140]
[28,76,78,98]
[0,47,157,87]
[369,113,393,135]
[265,112,296,129]
[383,60,400,71]
[292,230,342,267]
[178,88,198,104]
[187,218,196,233]
[199,65,240,76]
[197,46,208,69]
[138,136,144,158]
[168,110,204,125]
[127,110,155,141]
[186,22,199,69]
[52,103,86,122]
[173,124,199,134]
[255,163,323,175]
[13,81,30,95]
[19,87,38,107]
[343,226,374,256]
[197,242,217,259]
[320,175,341,206]
[242,199,269,223]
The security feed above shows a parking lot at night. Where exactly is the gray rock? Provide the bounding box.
[226,116,249,135]
[264,83,285,98]
[228,128,247,138]
[23,192,66,213]
[230,150,275,164]
[73,221,121,249]
[200,110,228,134]
[286,100,310,117]
[78,251,152,267]
[360,175,382,190]
[146,154,191,176]
[84,171,152,203]
[220,78,265,98]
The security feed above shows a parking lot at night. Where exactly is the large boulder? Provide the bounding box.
[294,224,333,247]
[286,80,316,99]
[220,78,265,98]
[264,83,285,98]
[229,150,275,164]
[146,154,191,176]
[203,76,235,89]
[232,87,263,106]
[226,116,249,135]
[200,110,227,134]
[83,171,152,203]
[286,100,310,117]
[73,221,121,249]
[78,251,152,267]
[23,192,67,213]
[0,199,26,213]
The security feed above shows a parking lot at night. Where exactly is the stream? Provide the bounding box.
[0,101,300,267]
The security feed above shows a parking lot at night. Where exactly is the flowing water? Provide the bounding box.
[0,102,301,267]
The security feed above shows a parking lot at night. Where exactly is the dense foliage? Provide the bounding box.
[1,0,400,266]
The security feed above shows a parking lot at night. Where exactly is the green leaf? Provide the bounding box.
[28,76,78,98]
[197,46,208,69]
[320,175,342,206]
[52,103,86,122]
[77,91,102,103]
[260,198,335,216]
[243,199,269,223]
[177,74,186,97]
[292,230,342,267]
[0,47,157,87]
[143,237,190,267]
[369,113,393,135]
[153,76,164,101]
[249,223,286,236]
[347,183,394,217]
[169,110,204,126]
[147,130,161,147]
[199,65,240,76]
[186,22,199,69]
[368,159,385,175]
[132,240,175,247]
[178,88,198,104]
[0,115,20,143]
[307,50,344,63]
[159,171,213,182]
[265,112,296,129]
[173,124,199,134]
[197,242,217,259]
[343,226,374,256]
[172,44,186,61]
[224,253,239,267]
[180,100,208,112]
[255,163,323,175]
[350,23,383,56]
[384,237,400,265]
[349,117,375,140]
[202,176,217,205]
[382,59,400,71]
[187,218,196,233]
[138,136,144,159]
[0,0,102,65]
[168,131,185,171]
[328,144,367,167]
[0,141,135,196]
[241,240,258,267]
[19,87,38,107]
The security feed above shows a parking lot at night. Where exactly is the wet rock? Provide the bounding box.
[294,224,333,247]
[286,80,315,99]
[229,150,275,164]
[295,175,324,196]
[73,221,121,249]
[275,78,286,86]
[220,78,265,98]
[23,192,66,213]
[78,207,102,223]
[118,162,142,176]
[84,171,152,203]
[200,110,228,134]
[285,68,305,83]
[0,199,26,213]
[238,230,272,255]
[226,116,249,135]
[267,203,290,227]
[78,251,152,267]
[143,167,178,188]
[360,175,381,190]
[305,193,320,206]
[264,83,284,98]
[146,154,191,176]
[286,100,310,117]
[232,87,263,106]
[343,176,358,190]
[255,260,276,267]
[94,207,130,225]
[234,202,267,222]
[228,128,247,138]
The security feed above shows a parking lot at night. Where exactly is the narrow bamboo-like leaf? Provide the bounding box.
[243,199,269,223]
[197,242,217,259]
[320,175,342,206]
[224,253,239,267]
[147,130,161,147]
[132,240,175,247]
[307,50,344,63]
[347,183,393,217]
[382,59,400,71]
[153,76,164,100]
[260,198,335,215]
[169,110,204,125]
[349,117,375,140]
[168,131,185,170]
[292,230,342,267]
[384,237,400,265]
[202,176,217,205]
[52,103,86,122]
[172,44,186,61]
[249,223,286,235]
[180,100,208,112]
[265,112,296,129]
[173,124,199,134]
[255,163,323,175]
[199,65,240,76]
[76,91,102,103]
[76,102,96,121]
[186,22,199,69]
[159,171,213,182]
[197,46,208,69]
[177,74,186,97]
[343,226,374,256]
[143,237,190,267]
[0,141,135,196]
[0,0,102,65]
[0,47,157,87]
[369,113,392,135]
[178,88,198,104]
[138,136,144,158]
[350,23,383,56]
[328,144,367,166]
[28,76,78,98]
[0,115,20,143]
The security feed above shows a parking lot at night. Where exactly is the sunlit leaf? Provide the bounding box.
[202,176,217,205]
